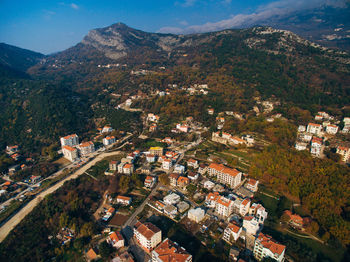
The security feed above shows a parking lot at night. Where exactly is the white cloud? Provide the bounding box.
[179,20,189,26]
[178,0,197,7]
[70,3,79,10]
[159,0,347,34]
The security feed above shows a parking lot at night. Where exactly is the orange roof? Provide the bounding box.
[187,158,197,163]
[308,123,321,127]
[110,160,118,164]
[327,124,337,128]
[153,238,191,262]
[244,216,254,221]
[4,181,11,186]
[124,163,132,169]
[241,198,250,206]
[86,248,98,260]
[169,173,179,180]
[135,222,161,240]
[63,145,76,152]
[79,141,93,147]
[257,233,286,256]
[109,231,124,242]
[108,207,115,213]
[207,192,220,201]
[117,195,131,201]
[338,146,349,151]
[216,196,233,207]
[177,176,189,184]
[62,134,78,139]
[156,201,165,208]
[231,136,245,143]
[208,163,240,177]
[247,178,258,186]
[227,223,241,234]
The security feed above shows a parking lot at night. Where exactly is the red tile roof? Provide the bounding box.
[227,223,241,234]
[79,141,93,147]
[257,233,286,256]
[135,222,161,240]
[63,145,76,152]
[153,238,191,262]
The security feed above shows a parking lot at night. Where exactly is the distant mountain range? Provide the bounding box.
[0,43,44,72]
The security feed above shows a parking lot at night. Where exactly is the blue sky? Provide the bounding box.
[0,0,346,54]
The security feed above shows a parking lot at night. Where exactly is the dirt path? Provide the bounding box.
[0,150,123,243]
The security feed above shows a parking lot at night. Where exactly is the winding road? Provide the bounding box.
[0,150,125,243]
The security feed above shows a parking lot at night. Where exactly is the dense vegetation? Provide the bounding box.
[250,145,350,246]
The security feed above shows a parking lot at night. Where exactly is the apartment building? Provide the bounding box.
[208,163,242,188]
[134,222,162,251]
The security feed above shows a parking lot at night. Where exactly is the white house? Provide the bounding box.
[310,138,322,156]
[245,178,259,192]
[208,163,242,189]
[102,126,113,133]
[243,216,260,235]
[249,203,268,223]
[173,164,185,174]
[187,158,199,169]
[163,193,181,205]
[306,123,322,135]
[295,142,307,151]
[215,196,234,217]
[223,223,242,242]
[146,154,156,163]
[151,238,192,262]
[116,195,132,205]
[326,124,338,135]
[134,222,161,251]
[162,159,173,170]
[107,231,124,249]
[103,136,116,146]
[253,233,286,262]
[60,134,79,147]
[78,141,95,156]
[337,146,350,162]
[298,125,306,132]
[62,145,78,162]
[188,208,205,223]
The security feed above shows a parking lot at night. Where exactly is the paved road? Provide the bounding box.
[0,150,124,243]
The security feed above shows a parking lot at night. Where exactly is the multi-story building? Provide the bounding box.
[177,176,190,189]
[306,123,322,135]
[123,163,134,174]
[187,158,199,169]
[253,233,286,262]
[243,216,260,235]
[223,222,242,242]
[208,163,242,188]
[169,173,179,187]
[102,126,113,133]
[116,195,132,205]
[151,238,192,262]
[337,146,350,162]
[134,222,162,251]
[162,159,172,170]
[239,198,251,216]
[249,203,268,223]
[60,134,79,147]
[310,138,322,156]
[62,145,78,162]
[145,176,156,188]
[107,231,124,249]
[150,147,164,156]
[109,160,118,171]
[215,196,234,217]
[245,178,259,192]
[78,141,95,155]
[326,124,338,134]
[103,136,116,146]
[205,192,220,208]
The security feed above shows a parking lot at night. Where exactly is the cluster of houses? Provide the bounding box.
[212,132,254,147]
[147,113,160,132]
[184,83,209,96]
[60,134,95,162]
[5,145,21,161]
[295,114,350,162]
[133,221,192,261]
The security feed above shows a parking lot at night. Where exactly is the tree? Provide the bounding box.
[119,175,131,192]
[99,241,114,259]
[159,173,169,185]
[186,184,197,196]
